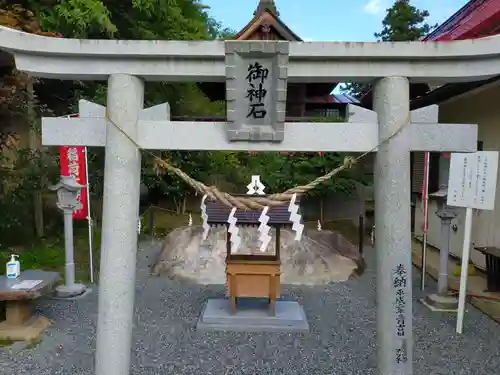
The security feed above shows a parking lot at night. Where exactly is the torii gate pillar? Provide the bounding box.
[374,77,413,373]
[95,74,144,375]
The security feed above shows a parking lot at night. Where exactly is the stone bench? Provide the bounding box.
[0,270,60,341]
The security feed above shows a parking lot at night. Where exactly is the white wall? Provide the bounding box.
[414,82,500,269]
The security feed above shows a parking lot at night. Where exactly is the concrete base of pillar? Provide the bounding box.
[421,293,458,312]
[55,283,88,299]
[196,298,309,333]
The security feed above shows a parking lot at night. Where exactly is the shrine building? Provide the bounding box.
[198,0,358,121]
[410,0,500,270]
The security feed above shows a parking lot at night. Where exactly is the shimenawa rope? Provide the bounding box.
[100,111,409,210]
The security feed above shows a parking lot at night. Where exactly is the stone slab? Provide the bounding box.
[420,297,458,313]
[0,315,51,342]
[55,283,88,299]
[0,270,60,301]
[52,286,92,301]
[196,298,309,333]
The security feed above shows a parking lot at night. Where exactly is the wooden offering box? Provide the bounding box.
[206,197,293,316]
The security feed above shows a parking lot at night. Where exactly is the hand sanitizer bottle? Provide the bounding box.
[6,254,20,278]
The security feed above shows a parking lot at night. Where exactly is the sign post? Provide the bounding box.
[447,151,499,334]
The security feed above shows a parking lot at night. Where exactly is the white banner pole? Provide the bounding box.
[84,146,94,284]
[421,151,430,290]
[456,207,473,334]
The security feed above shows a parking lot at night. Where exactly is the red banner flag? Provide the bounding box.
[59,116,88,220]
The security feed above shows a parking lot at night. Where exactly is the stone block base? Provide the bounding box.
[421,294,459,313]
[55,283,88,299]
[0,315,51,342]
[196,298,309,333]
[52,286,92,301]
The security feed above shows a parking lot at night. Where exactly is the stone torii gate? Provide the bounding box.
[0,28,493,375]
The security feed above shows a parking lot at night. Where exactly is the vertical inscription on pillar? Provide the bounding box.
[392,264,408,365]
[225,41,289,142]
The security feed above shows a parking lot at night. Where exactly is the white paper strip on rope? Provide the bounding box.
[246,175,266,195]
[258,206,271,252]
[288,193,304,241]
[200,195,210,240]
[227,207,241,253]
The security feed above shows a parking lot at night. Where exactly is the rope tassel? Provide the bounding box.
[104,111,409,211]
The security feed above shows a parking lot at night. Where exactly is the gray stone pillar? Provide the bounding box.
[373,77,413,375]
[63,211,75,286]
[95,74,144,375]
[437,215,453,295]
[422,190,458,312]
[50,175,87,298]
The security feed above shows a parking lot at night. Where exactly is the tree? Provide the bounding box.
[0,0,232,242]
[0,1,367,243]
[374,0,437,42]
[26,0,235,200]
[0,3,62,243]
[340,81,370,100]
[342,0,437,99]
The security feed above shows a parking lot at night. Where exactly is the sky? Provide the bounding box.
[202,0,471,41]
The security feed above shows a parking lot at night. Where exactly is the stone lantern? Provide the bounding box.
[50,175,88,298]
[422,187,458,312]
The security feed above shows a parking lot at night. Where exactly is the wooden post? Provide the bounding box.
[27,78,44,238]
[358,214,364,255]
[5,300,32,326]
[275,226,280,260]
[226,224,231,259]
[148,207,154,236]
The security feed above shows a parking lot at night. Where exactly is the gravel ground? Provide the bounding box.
[1,240,500,375]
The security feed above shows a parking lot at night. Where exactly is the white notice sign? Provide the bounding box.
[447,151,499,210]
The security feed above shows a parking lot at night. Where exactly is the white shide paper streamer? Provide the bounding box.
[288,193,304,241]
[258,206,271,252]
[227,207,241,252]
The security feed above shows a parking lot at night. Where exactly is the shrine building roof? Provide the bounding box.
[361,0,500,109]
[198,0,342,103]
[234,0,302,41]
[412,0,500,109]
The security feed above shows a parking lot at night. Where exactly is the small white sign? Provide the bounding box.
[447,151,498,210]
[246,175,266,195]
[11,280,43,290]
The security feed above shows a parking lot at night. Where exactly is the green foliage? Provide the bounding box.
[16,0,235,206]
[0,224,100,282]
[242,152,360,197]
[0,239,66,272]
[30,0,116,38]
[340,81,370,100]
[0,0,366,246]
[0,147,60,245]
[342,0,437,98]
[374,0,437,42]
